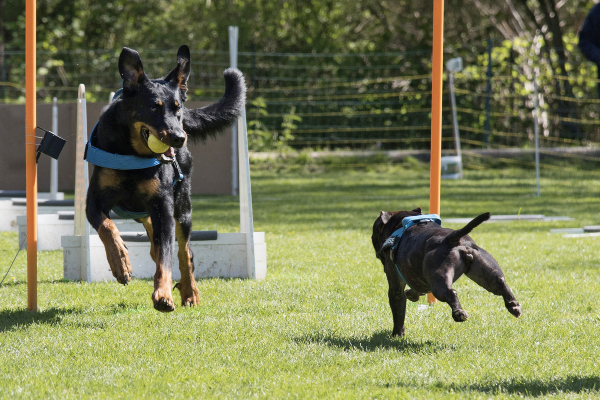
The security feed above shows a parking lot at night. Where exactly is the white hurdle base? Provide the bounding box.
[62,232,267,282]
[0,191,64,200]
[17,214,141,251]
[0,199,73,232]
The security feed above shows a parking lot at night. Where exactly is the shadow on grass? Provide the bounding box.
[0,307,81,332]
[453,375,600,397]
[295,330,450,354]
[378,375,600,397]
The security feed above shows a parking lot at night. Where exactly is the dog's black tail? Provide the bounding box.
[183,68,246,141]
[446,212,490,244]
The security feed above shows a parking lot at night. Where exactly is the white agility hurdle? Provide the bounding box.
[15,97,140,249]
[0,198,72,232]
[0,98,67,233]
[17,212,141,251]
[62,84,266,282]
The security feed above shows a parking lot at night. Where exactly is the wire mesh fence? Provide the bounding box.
[2,42,600,172]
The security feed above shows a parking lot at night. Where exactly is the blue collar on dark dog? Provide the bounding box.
[84,122,163,170]
[84,123,184,188]
[84,88,163,171]
[83,88,184,187]
[379,214,442,290]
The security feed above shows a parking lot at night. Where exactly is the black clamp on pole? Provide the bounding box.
[35,127,66,163]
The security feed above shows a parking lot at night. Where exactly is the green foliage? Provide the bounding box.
[247,97,272,151]
[2,1,600,148]
[247,97,301,152]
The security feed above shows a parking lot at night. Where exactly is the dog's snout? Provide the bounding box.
[170,132,186,148]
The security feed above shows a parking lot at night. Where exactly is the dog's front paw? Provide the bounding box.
[104,241,132,285]
[174,280,200,307]
[113,269,132,285]
[152,289,175,312]
[109,263,132,285]
[452,309,469,322]
[505,300,522,318]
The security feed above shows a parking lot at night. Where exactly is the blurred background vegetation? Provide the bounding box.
[1,0,599,154]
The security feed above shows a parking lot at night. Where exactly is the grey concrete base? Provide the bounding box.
[445,215,573,224]
[563,232,600,238]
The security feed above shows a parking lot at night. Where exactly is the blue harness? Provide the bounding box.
[380,214,442,290]
[83,89,184,219]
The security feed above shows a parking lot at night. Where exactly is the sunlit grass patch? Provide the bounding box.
[0,166,599,399]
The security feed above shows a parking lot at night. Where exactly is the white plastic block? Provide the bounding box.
[0,199,74,232]
[17,214,142,251]
[61,232,266,282]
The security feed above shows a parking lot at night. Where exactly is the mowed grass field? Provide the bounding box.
[0,163,599,399]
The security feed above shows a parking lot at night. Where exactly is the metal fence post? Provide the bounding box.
[447,57,463,178]
[75,84,91,281]
[50,97,59,200]
[229,26,239,196]
[533,71,541,197]
[484,38,492,148]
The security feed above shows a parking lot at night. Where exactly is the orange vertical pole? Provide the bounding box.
[428,0,445,304]
[26,0,37,311]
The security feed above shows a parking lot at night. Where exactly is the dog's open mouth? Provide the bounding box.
[141,126,175,163]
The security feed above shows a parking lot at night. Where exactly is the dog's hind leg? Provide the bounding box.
[464,248,522,318]
[174,216,200,307]
[139,217,156,262]
[425,249,469,322]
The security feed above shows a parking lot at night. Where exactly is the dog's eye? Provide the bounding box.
[151,107,158,113]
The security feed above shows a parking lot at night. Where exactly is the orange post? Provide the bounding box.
[26,0,37,311]
[428,0,445,304]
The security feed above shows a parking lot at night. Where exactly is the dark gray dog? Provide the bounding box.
[371,207,521,337]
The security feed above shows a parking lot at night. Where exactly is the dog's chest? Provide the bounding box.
[97,168,164,198]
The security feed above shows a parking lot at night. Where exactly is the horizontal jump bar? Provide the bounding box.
[120,231,218,242]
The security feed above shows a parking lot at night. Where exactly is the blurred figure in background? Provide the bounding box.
[579,2,600,98]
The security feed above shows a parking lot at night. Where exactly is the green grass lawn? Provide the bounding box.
[0,165,599,399]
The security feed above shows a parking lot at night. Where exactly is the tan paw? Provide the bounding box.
[174,280,200,307]
[152,289,175,312]
[106,243,132,285]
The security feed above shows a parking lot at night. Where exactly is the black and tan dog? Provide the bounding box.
[371,208,521,337]
[85,45,245,312]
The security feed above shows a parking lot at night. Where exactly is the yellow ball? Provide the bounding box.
[147,134,170,153]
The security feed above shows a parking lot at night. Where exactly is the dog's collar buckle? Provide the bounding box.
[172,159,184,187]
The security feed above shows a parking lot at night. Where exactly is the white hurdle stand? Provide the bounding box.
[15,92,139,249]
[62,84,266,282]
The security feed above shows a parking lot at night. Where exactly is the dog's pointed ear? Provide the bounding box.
[412,207,423,214]
[119,47,148,93]
[380,211,393,225]
[163,45,191,101]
